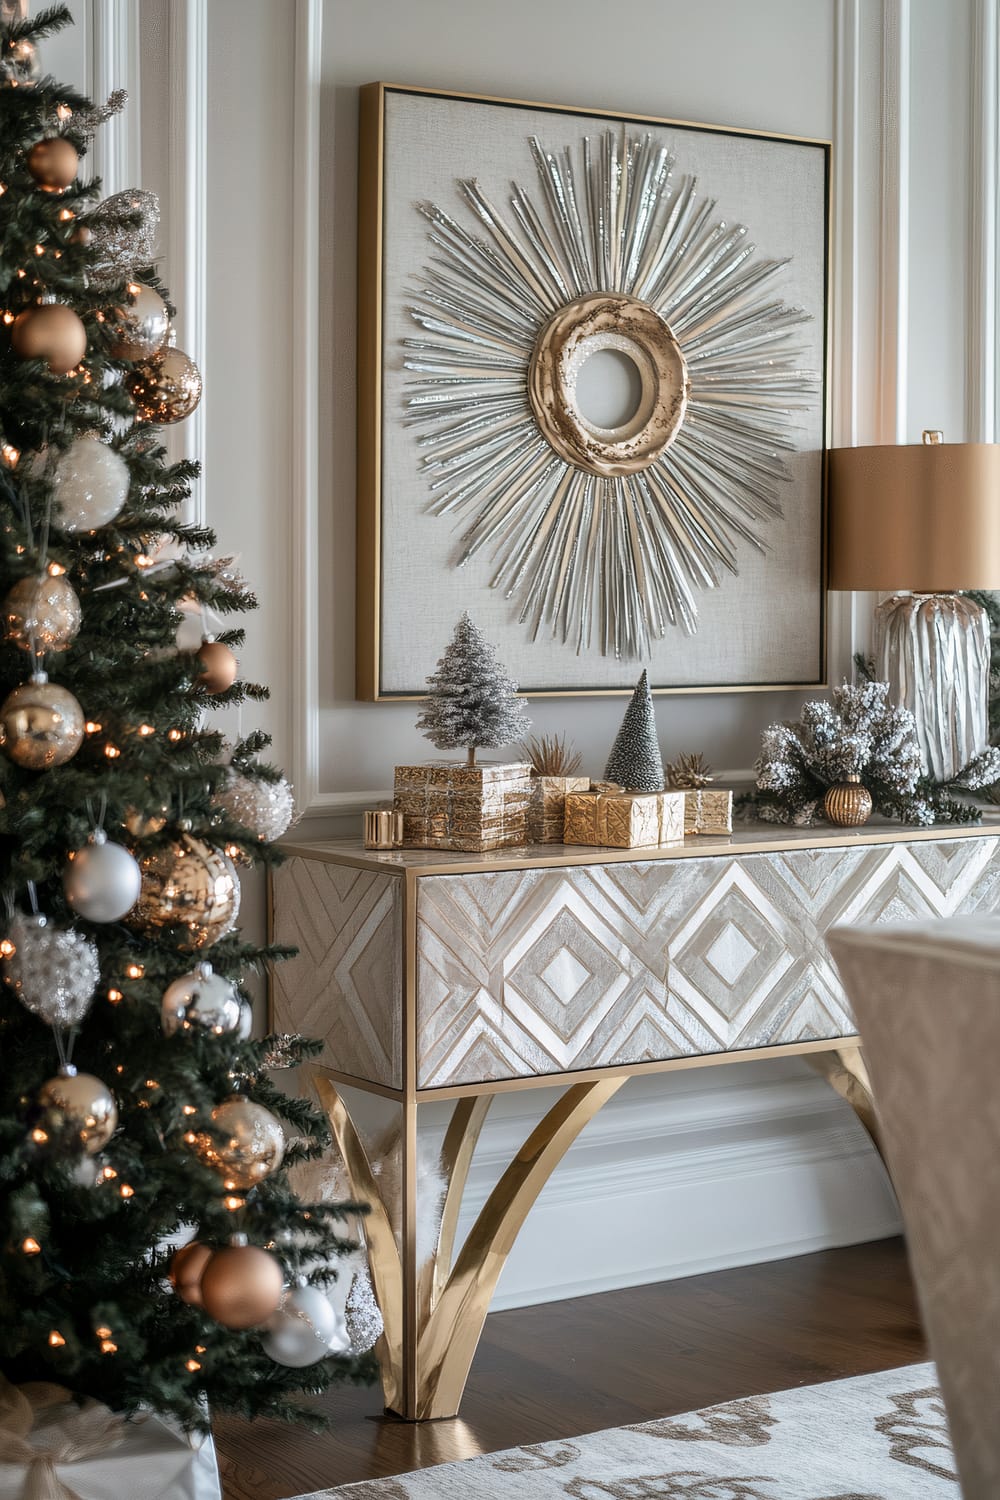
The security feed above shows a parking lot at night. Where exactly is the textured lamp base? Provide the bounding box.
[874,592,990,782]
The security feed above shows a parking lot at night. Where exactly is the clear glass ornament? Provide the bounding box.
[214,771,294,843]
[2,911,99,1028]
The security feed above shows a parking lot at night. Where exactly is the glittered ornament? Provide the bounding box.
[4,573,81,653]
[199,1239,284,1329]
[126,344,202,424]
[64,829,142,923]
[107,282,168,361]
[38,1066,117,1154]
[26,137,79,192]
[2,911,99,1028]
[213,771,294,843]
[84,189,160,292]
[345,1265,383,1354]
[0,674,84,769]
[196,1096,285,1190]
[11,302,87,375]
[161,961,242,1037]
[168,1240,213,1308]
[51,435,130,533]
[130,835,240,950]
[260,1283,341,1368]
[195,639,238,695]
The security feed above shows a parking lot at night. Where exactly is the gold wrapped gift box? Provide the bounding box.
[682,787,734,836]
[563,786,685,849]
[527,775,591,843]
[393,761,532,852]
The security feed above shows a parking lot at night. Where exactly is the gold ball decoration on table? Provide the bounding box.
[51,435,131,533]
[4,572,81,653]
[194,639,238,695]
[106,282,169,361]
[0,674,84,769]
[129,833,240,950]
[126,344,202,424]
[37,1067,117,1154]
[168,1240,214,1308]
[26,137,79,192]
[824,775,874,828]
[11,302,87,375]
[199,1240,284,1330]
[195,1095,285,1191]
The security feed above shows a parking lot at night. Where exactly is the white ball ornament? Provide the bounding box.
[64,829,142,923]
[213,771,295,844]
[2,911,99,1028]
[260,1284,343,1367]
[161,961,242,1038]
[51,435,130,533]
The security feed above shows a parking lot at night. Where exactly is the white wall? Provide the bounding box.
[50,0,997,1306]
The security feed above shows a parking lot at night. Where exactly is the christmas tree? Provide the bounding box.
[604,670,664,791]
[0,7,369,1430]
[416,612,530,765]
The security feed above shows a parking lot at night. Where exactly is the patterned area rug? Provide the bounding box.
[293,1363,956,1499]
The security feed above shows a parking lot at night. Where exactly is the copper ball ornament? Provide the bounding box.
[199,1242,284,1330]
[195,640,238,695]
[107,282,169,361]
[169,1240,214,1308]
[26,137,79,192]
[126,345,202,424]
[0,675,84,769]
[38,1067,117,1154]
[11,303,87,374]
[4,573,81,653]
[129,834,240,950]
[195,1096,285,1191]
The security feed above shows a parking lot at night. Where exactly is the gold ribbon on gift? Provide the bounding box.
[0,1375,124,1500]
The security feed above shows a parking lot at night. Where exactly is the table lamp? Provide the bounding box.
[828,431,1000,781]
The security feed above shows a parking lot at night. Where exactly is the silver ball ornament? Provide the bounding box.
[51,435,130,533]
[345,1266,384,1354]
[107,282,169,360]
[64,829,142,923]
[260,1284,342,1368]
[38,1066,117,1154]
[161,961,242,1037]
[2,912,99,1028]
[213,772,294,843]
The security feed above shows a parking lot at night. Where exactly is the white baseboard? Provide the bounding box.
[441,1056,899,1311]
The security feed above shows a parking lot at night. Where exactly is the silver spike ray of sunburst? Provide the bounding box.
[403,129,820,661]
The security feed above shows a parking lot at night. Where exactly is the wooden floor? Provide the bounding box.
[213,1237,924,1500]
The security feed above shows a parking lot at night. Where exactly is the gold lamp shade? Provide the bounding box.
[828,440,1000,591]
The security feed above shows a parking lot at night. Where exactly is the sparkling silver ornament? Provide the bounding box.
[38,1066,117,1154]
[51,435,130,533]
[64,829,142,923]
[82,186,158,291]
[213,771,294,843]
[345,1266,383,1354]
[161,961,242,1038]
[107,281,169,361]
[260,1283,342,1368]
[2,911,99,1028]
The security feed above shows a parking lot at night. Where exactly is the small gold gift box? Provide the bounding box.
[563,785,685,849]
[528,775,591,843]
[682,788,734,836]
[393,761,532,852]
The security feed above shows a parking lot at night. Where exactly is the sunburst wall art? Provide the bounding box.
[356,86,829,699]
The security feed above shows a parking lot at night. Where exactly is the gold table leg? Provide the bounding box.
[314,1073,624,1421]
[809,1044,884,1159]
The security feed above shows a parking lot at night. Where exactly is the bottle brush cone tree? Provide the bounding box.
[416,612,530,765]
[0,6,365,1429]
[604,670,664,792]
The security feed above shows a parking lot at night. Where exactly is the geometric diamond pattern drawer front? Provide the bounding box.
[415,836,1000,1086]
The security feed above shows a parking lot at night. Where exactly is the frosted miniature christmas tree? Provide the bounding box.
[604,670,664,791]
[416,613,530,766]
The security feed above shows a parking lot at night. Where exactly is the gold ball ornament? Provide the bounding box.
[37,1067,117,1155]
[11,303,87,375]
[124,803,169,837]
[107,282,169,361]
[195,1096,285,1190]
[4,573,81,653]
[195,639,238,695]
[129,834,240,950]
[199,1240,284,1330]
[126,345,202,424]
[824,775,874,828]
[0,674,84,769]
[169,1240,214,1308]
[26,137,79,193]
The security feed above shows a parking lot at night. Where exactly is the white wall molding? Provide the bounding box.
[85,0,140,194]
[968,0,998,443]
[877,0,910,444]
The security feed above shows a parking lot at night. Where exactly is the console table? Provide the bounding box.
[270,818,1000,1420]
